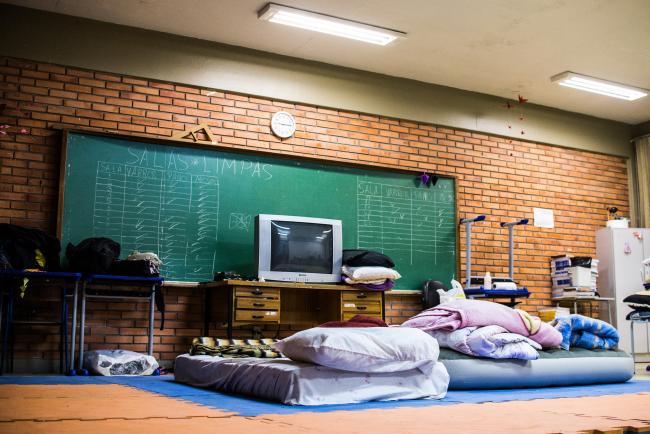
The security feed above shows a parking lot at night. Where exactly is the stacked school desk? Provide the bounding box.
[0,270,82,374]
[0,271,163,375]
[77,274,163,372]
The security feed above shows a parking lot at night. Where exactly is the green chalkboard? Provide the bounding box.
[59,131,457,289]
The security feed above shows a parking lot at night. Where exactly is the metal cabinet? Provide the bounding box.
[596,228,650,360]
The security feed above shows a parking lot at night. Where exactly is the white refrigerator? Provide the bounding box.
[596,227,650,360]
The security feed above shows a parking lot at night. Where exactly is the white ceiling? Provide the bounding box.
[8,0,650,124]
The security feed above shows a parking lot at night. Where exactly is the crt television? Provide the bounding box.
[255,214,342,283]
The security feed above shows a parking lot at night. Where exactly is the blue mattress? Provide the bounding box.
[439,348,634,389]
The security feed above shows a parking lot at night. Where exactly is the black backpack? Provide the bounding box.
[422,280,448,310]
[0,223,61,270]
[66,237,120,274]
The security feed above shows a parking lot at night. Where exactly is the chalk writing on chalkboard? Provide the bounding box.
[357,179,455,266]
[93,161,220,280]
[63,133,457,287]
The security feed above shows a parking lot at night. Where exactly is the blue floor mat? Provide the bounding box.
[1,375,649,416]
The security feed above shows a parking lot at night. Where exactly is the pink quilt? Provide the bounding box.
[401,299,562,348]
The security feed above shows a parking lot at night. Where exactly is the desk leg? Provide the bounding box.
[227,288,233,340]
[148,285,155,356]
[630,321,635,364]
[203,287,211,337]
[70,282,78,373]
[0,289,7,375]
[573,301,577,314]
[5,287,15,374]
[0,288,5,375]
[78,284,86,371]
[59,286,66,373]
[607,301,612,325]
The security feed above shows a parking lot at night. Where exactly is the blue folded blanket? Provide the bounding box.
[553,314,619,350]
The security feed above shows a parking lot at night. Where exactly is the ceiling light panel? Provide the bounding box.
[551,72,647,101]
[258,3,406,46]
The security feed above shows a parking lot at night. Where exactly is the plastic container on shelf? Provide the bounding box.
[484,271,492,290]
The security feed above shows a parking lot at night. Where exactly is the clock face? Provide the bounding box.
[271,111,296,139]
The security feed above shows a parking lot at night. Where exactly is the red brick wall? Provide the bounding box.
[0,57,629,366]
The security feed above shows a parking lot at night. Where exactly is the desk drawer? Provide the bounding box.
[234,287,280,299]
[235,309,280,322]
[341,291,382,302]
[341,301,382,314]
[236,298,280,310]
[342,312,383,321]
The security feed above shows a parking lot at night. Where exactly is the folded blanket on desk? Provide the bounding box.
[428,325,541,360]
[401,298,562,348]
[190,337,282,358]
[552,314,619,350]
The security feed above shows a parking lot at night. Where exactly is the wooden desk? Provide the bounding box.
[552,296,614,320]
[200,280,385,338]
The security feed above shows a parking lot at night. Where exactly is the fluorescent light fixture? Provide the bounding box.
[551,71,647,101]
[258,3,405,46]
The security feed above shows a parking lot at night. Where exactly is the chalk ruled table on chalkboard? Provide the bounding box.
[59,131,457,289]
[92,162,219,281]
[357,181,455,267]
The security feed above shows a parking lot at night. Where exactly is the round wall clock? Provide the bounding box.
[270,111,296,138]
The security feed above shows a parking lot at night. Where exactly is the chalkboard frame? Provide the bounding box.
[57,128,460,289]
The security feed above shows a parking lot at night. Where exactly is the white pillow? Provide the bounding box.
[342,266,401,281]
[273,327,440,375]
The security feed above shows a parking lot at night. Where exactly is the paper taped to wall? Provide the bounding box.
[534,208,554,228]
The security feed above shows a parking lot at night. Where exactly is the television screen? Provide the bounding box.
[270,220,334,274]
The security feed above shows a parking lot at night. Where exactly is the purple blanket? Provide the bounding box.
[401,299,562,348]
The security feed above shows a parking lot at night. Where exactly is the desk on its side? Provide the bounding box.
[200,280,385,338]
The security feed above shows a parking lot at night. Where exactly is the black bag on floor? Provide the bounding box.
[65,237,120,274]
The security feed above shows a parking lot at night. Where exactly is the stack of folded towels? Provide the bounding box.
[341,249,401,290]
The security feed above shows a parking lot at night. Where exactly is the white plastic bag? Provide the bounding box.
[438,279,467,304]
[83,350,159,376]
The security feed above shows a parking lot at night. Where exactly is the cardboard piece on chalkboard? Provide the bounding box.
[174,124,217,144]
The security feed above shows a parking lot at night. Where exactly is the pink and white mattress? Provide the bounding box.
[174,354,449,405]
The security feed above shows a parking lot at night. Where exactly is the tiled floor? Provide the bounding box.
[1,378,649,434]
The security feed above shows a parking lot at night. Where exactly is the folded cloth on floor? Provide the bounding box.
[320,314,388,328]
[401,298,562,348]
[428,325,541,360]
[552,314,619,350]
[342,265,401,282]
[190,337,282,358]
